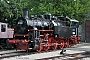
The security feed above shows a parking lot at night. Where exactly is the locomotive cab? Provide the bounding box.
[69,19,81,44]
[0,22,14,48]
[0,23,13,38]
[0,23,7,38]
[70,19,79,36]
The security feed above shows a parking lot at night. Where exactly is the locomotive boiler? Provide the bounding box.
[9,8,80,52]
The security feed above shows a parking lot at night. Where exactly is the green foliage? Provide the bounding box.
[30,0,90,24]
[0,0,90,25]
[0,45,3,49]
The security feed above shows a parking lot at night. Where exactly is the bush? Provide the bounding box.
[0,45,3,49]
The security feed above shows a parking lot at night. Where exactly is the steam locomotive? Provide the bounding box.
[8,8,81,52]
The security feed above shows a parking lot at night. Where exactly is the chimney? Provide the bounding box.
[23,8,29,19]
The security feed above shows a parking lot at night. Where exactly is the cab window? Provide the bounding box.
[18,20,23,24]
[1,24,6,32]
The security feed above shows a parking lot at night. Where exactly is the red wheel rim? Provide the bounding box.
[64,41,69,48]
[74,39,78,44]
[36,44,42,52]
[52,44,57,50]
[43,44,50,51]
[58,40,64,49]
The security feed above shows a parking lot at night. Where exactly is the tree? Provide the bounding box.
[28,0,90,24]
[0,0,90,25]
[0,0,10,22]
[0,0,29,27]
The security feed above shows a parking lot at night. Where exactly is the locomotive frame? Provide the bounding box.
[8,8,81,52]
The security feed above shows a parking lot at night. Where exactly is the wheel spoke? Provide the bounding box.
[58,40,64,49]
[52,44,57,50]
[36,44,42,52]
[64,41,69,48]
[43,44,50,51]
[51,41,57,50]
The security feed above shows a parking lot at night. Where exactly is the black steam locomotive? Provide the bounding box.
[9,8,80,52]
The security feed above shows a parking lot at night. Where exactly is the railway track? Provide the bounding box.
[37,51,90,60]
[1,50,90,60]
[0,50,27,59]
[0,43,90,60]
[0,49,8,52]
[0,49,58,59]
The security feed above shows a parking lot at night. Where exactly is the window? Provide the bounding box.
[18,20,23,24]
[1,24,6,32]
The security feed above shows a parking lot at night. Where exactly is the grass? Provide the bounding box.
[0,45,3,49]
